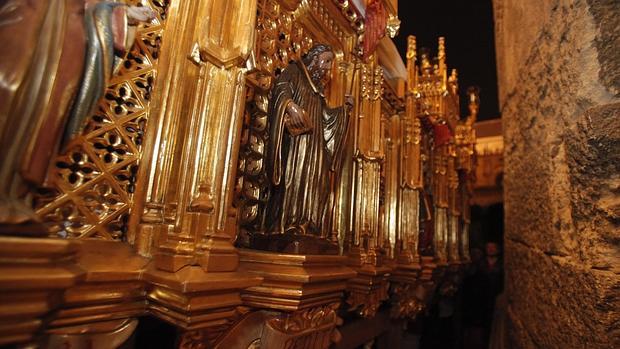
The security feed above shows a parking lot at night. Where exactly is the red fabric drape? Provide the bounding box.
[433,124,452,146]
[362,0,387,60]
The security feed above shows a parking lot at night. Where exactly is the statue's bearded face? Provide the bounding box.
[308,51,334,89]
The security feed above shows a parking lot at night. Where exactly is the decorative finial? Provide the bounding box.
[386,14,401,38]
[466,86,480,122]
[419,47,432,76]
[449,69,458,95]
[190,181,215,213]
[438,37,447,91]
[438,37,446,62]
[407,36,417,61]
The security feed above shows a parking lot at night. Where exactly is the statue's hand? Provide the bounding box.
[344,95,354,110]
[285,101,313,136]
[127,6,157,25]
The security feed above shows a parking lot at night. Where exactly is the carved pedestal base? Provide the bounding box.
[214,305,341,349]
[238,249,355,311]
[48,241,149,330]
[438,263,466,299]
[391,261,421,285]
[236,250,355,349]
[390,261,425,319]
[346,265,391,318]
[145,265,261,342]
[416,256,443,307]
[249,233,339,255]
[0,236,83,346]
[46,318,138,349]
[0,238,262,348]
[419,256,438,282]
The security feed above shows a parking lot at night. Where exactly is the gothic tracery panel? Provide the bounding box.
[34,0,170,240]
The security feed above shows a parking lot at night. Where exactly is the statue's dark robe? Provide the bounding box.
[266,62,348,235]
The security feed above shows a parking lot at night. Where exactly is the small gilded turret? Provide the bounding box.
[466,86,480,125]
[407,35,418,92]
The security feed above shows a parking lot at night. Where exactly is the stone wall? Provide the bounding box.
[493,0,619,348]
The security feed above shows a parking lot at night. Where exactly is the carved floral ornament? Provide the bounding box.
[265,304,343,348]
[269,304,340,333]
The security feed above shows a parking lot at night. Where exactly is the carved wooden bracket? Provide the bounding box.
[346,265,391,318]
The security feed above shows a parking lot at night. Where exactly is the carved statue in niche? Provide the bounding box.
[253,44,352,254]
[0,0,154,233]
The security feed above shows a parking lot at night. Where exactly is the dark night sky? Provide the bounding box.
[394,1,500,120]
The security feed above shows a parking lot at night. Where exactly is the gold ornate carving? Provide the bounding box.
[404,36,463,265]
[447,144,461,263]
[386,14,401,38]
[330,0,365,35]
[178,329,209,349]
[263,304,342,349]
[390,284,425,319]
[380,112,400,259]
[0,3,485,347]
[269,304,339,333]
[34,0,169,240]
[397,35,424,264]
[347,273,390,318]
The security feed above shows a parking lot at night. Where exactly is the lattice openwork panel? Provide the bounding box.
[34,0,170,240]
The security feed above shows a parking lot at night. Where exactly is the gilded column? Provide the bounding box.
[389,36,427,320]
[399,36,423,265]
[447,142,461,263]
[430,38,450,266]
[345,57,390,318]
[446,69,461,264]
[456,87,479,262]
[380,111,401,259]
[130,0,258,272]
[350,59,384,265]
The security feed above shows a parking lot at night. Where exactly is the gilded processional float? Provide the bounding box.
[0,0,478,348]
